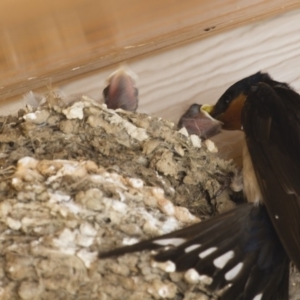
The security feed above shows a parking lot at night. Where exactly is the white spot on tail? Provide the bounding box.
[225,262,243,280]
[153,238,186,246]
[253,293,262,300]
[213,250,234,268]
[151,260,176,273]
[185,244,201,253]
[199,247,217,258]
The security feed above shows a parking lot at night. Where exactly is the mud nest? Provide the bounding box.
[0,91,298,300]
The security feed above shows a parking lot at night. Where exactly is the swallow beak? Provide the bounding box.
[200,104,214,114]
[200,104,217,120]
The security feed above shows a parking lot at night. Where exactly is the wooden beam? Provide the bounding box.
[0,0,299,99]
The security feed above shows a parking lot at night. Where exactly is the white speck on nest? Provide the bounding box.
[80,222,97,237]
[90,173,128,191]
[151,186,165,199]
[136,204,183,236]
[89,174,103,183]
[152,260,176,273]
[62,101,85,120]
[184,268,201,284]
[62,202,82,215]
[17,156,38,169]
[125,125,149,141]
[58,228,76,243]
[110,174,128,188]
[14,157,43,183]
[122,237,140,245]
[142,218,161,235]
[6,217,22,230]
[174,206,200,223]
[46,161,88,183]
[110,200,129,213]
[0,201,12,217]
[106,111,124,122]
[190,134,202,148]
[102,176,114,184]
[66,162,88,177]
[158,286,172,298]
[108,113,149,142]
[23,110,50,124]
[205,139,218,153]
[127,178,144,189]
[11,177,22,188]
[148,280,177,298]
[58,206,69,217]
[160,217,181,234]
[49,192,71,203]
[76,249,97,268]
[103,198,128,214]
[174,144,185,157]
[23,112,37,120]
[178,127,189,137]
[21,217,45,227]
[53,228,77,255]
[157,198,175,216]
[76,234,94,247]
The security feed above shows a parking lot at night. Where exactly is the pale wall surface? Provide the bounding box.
[1,9,300,163]
[61,8,300,163]
[2,9,300,119]
[0,0,298,98]
[60,8,300,123]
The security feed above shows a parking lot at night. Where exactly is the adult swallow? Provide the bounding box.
[103,66,139,112]
[178,103,223,139]
[100,72,299,300]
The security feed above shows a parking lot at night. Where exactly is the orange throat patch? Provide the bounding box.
[218,93,247,130]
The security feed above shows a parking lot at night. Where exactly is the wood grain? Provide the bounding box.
[61,9,300,119]
[0,0,299,100]
[2,9,300,163]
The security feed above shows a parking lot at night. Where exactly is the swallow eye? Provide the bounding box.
[223,95,231,105]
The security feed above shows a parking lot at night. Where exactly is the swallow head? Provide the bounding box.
[103,66,139,112]
[211,72,272,130]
